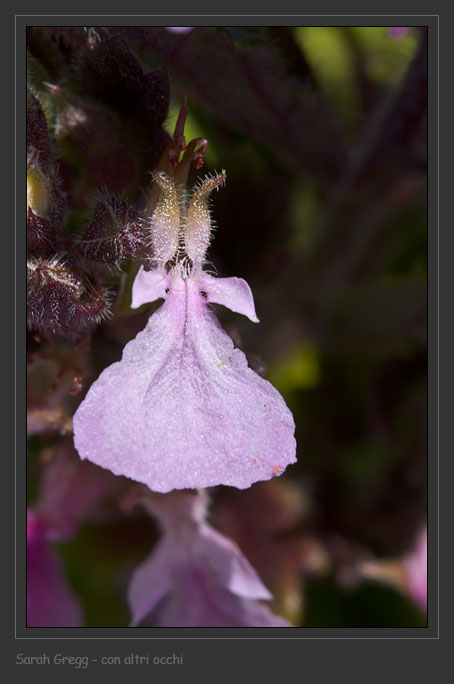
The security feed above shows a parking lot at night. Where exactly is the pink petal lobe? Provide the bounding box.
[200,273,259,322]
[198,524,272,600]
[73,275,296,492]
[130,266,170,309]
[155,565,289,627]
[128,538,174,626]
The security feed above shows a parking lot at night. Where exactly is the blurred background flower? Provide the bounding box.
[388,27,414,38]
[165,27,193,34]
[27,25,427,627]
[27,511,83,627]
[127,490,292,627]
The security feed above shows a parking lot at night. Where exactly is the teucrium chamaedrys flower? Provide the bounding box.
[73,169,296,492]
[128,490,292,627]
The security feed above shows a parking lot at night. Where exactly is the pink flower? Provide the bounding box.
[73,170,296,492]
[35,447,126,539]
[27,512,83,627]
[127,491,292,627]
[404,526,427,611]
[164,27,193,34]
[388,27,414,37]
[27,448,125,626]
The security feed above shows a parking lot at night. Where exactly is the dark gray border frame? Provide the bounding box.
[10,3,445,679]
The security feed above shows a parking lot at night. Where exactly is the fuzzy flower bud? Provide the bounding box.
[27,256,109,339]
[27,91,65,254]
[27,166,52,216]
[77,194,144,267]
[27,90,53,172]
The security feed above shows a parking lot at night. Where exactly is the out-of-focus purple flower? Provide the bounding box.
[35,447,126,540]
[164,27,193,34]
[404,526,427,611]
[27,512,83,627]
[27,448,128,626]
[388,27,414,38]
[127,491,292,627]
[73,170,296,492]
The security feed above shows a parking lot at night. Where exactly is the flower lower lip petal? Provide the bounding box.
[73,272,296,492]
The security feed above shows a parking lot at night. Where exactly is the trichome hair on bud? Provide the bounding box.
[27,256,110,339]
[27,90,53,172]
[75,193,144,268]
